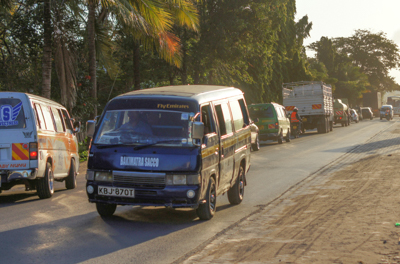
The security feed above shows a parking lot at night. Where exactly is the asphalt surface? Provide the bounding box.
[0,117,392,264]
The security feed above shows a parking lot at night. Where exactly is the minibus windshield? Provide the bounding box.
[94,110,196,147]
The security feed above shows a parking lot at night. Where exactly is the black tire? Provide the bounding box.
[65,160,77,189]
[252,134,260,151]
[96,203,117,217]
[228,167,245,205]
[196,177,216,220]
[285,129,291,142]
[37,162,54,199]
[277,131,283,144]
[341,122,345,127]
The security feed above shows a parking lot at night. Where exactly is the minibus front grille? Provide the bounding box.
[112,171,166,188]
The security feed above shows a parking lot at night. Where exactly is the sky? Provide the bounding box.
[295,0,400,84]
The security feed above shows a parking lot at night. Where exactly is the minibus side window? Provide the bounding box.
[238,99,250,125]
[61,109,73,133]
[229,100,244,131]
[35,104,46,130]
[51,107,65,132]
[215,103,233,136]
[41,105,55,131]
[201,104,216,134]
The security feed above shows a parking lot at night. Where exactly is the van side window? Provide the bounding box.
[215,103,233,136]
[238,99,250,125]
[41,105,55,131]
[34,104,46,130]
[51,107,65,132]
[230,100,244,131]
[61,109,73,133]
[201,104,215,134]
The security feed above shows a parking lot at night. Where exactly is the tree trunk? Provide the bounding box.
[133,41,140,90]
[88,0,97,117]
[181,30,187,84]
[42,0,52,99]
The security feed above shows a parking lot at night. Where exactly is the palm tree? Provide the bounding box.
[87,0,199,116]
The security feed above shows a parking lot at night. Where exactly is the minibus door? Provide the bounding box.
[214,103,235,192]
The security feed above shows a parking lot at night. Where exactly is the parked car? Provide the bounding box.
[360,107,374,120]
[250,120,260,151]
[0,92,80,198]
[350,109,359,123]
[380,105,393,120]
[248,102,291,144]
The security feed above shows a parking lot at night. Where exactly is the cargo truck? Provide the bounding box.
[362,92,381,117]
[283,81,334,134]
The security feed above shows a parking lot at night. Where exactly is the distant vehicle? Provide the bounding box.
[334,99,351,127]
[360,107,374,120]
[0,92,80,198]
[380,105,393,120]
[248,102,291,144]
[362,92,381,117]
[386,96,400,116]
[283,81,333,134]
[350,109,359,123]
[249,121,260,151]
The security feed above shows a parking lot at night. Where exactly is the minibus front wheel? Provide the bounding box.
[96,202,117,217]
[196,177,216,220]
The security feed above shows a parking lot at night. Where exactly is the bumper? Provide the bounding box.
[86,181,201,208]
[0,168,38,189]
[259,132,279,141]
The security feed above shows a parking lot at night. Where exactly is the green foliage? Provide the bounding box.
[79,138,89,162]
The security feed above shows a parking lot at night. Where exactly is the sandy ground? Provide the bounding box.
[182,124,400,264]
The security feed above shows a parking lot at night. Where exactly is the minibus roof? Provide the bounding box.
[113,85,244,104]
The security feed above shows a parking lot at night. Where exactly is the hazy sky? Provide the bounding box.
[296,0,400,83]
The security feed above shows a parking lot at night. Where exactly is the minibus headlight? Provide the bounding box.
[166,174,200,185]
[186,174,200,185]
[173,175,186,185]
[86,170,94,180]
[95,171,113,182]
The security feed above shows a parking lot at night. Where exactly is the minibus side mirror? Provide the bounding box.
[192,121,204,140]
[86,120,96,138]
[73,121,81,133]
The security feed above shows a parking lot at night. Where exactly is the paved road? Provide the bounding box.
[0,118,392,264]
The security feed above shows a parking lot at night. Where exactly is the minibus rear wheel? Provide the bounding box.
[96,203,117,217]
[228,167,244,205]
[196,177,216,220]
[37,162,54,199]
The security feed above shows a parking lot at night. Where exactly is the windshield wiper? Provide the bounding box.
[133,140,183,150]
[95,143,136,149]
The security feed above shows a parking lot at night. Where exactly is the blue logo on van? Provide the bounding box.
[0,102,22,127]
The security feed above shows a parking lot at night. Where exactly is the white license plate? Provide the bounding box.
[98,186,135,198]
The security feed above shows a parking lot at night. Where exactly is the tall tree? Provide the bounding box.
[335,29,400,92]
[41,0,52,99]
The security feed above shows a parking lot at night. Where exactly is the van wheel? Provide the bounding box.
[277,132,283,144]
[285,129,291,142]
[228,167,244,205]
[37,162,54,199]
[196,177,216,220]
[96,203,117,217]
[252,134,260,151]
[65,160,77,189]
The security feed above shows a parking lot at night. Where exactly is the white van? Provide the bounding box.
[0,92,80,198]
